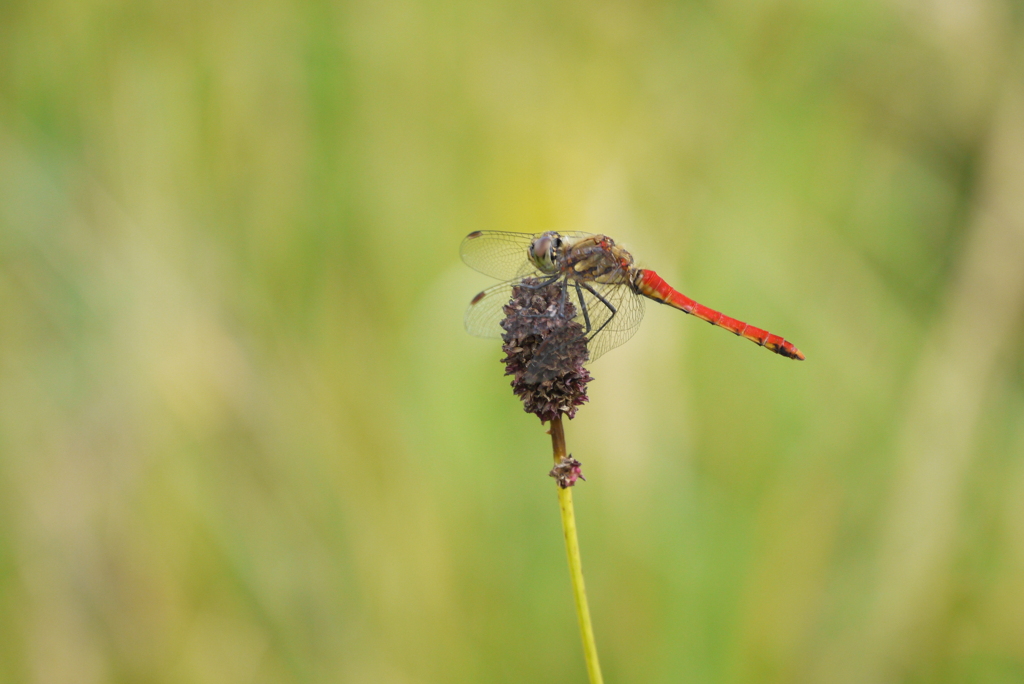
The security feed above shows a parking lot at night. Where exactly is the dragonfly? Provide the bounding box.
[461,230,805,361]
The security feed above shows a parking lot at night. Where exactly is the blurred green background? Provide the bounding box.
[2,0,1024,682]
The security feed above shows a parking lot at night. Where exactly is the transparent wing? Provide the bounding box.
[460,230,597,281]
[460,231,542,281]
[571,280,645,361]
[464,280,519,339]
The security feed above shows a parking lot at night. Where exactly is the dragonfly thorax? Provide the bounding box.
[561,235,635,286]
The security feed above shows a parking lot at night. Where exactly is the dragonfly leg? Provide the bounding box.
[579,281,617,337]
[557,279,570,319]
[574,280,592,334]
[519,276,574,322]
[520,275,560,290]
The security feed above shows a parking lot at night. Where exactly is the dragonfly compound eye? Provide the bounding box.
[528,234,561,273]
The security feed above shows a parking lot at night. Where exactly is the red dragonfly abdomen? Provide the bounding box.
[633,270,805,360]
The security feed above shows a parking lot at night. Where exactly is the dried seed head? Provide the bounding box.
[501,279,592,422]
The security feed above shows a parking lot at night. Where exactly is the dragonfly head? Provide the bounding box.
[528,232,566,274]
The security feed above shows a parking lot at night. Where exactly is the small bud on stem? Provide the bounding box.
[550,454,586,488]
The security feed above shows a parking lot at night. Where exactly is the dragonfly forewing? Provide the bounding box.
[460,231,543,281]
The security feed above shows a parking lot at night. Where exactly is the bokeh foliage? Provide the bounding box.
[2,0,1024,682]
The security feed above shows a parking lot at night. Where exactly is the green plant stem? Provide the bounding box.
[549,415,604,684]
